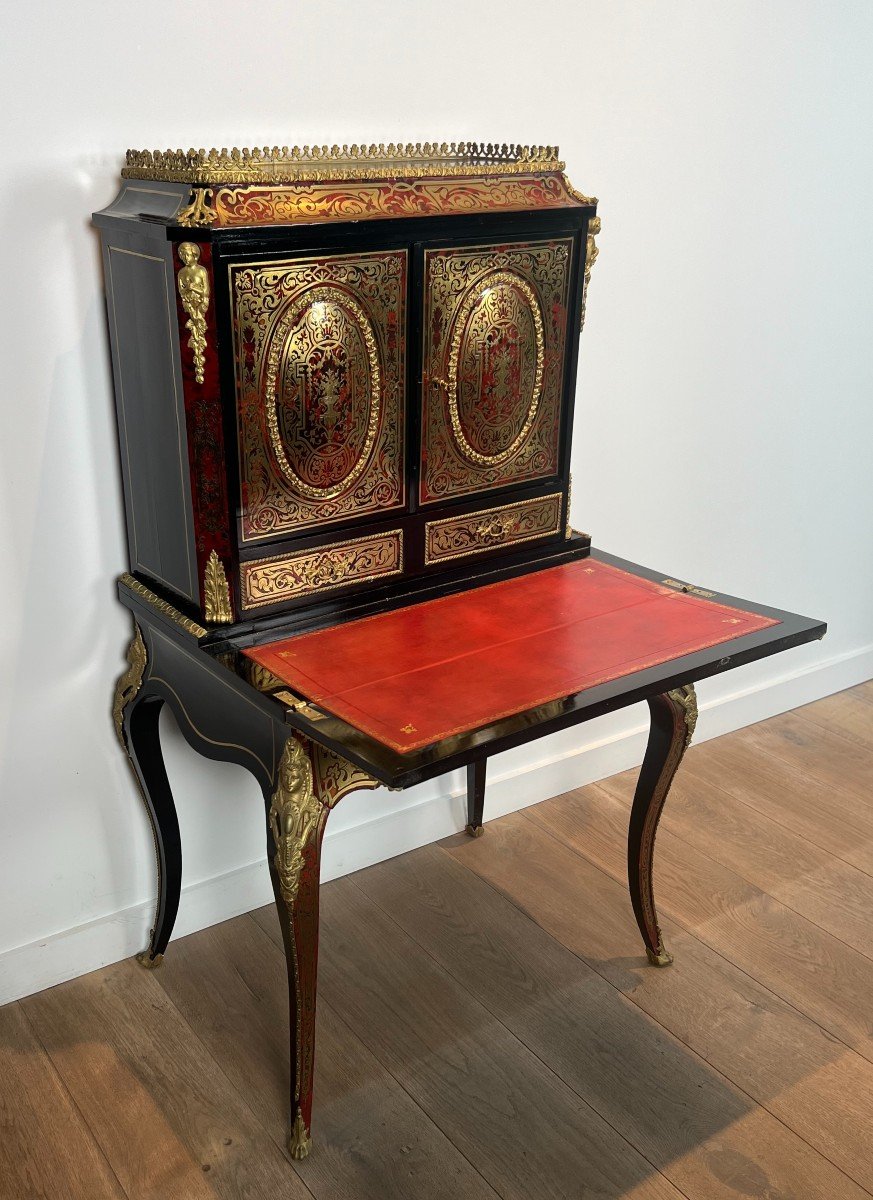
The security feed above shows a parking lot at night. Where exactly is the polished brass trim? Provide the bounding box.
[668,682,698,748]
[646,940,674,968]
[288,1108,312,1159]
[425,493,561,565]
[135,951,164,969]
[113,624,147,746]
[580,215,601,331]
[123,142,564,184]
[119,573,207,638]
[176,242,210,384]
[274,690,327,722]
[435,269,545,468]
[177,187,217,227]
[240,529,403,609]
[269,738,321,909]
[203,550,233,623]
[661,577,717,600]
[565,473,573,537]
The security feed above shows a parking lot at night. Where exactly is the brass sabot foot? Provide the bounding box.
[464,823,485,838]
[645,941,673,968]
[135,951,164,969]
[288,1110,312,1160]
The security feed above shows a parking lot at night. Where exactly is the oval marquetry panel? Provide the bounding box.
[447,270,544,467]
[266,286,381,500]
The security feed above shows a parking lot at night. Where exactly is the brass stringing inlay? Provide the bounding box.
[421,240,571,504]
[435,269,545,467]
[265,287,381,501]
[240,530,403,610]
[122,142,564,184]
[425,493,562,564]
[232,251,406,540]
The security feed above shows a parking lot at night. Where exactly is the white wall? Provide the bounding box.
[1,1,871,1003]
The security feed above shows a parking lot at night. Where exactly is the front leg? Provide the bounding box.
[113,624,182,968]
[627,684,697,966]
[266,734,379,1159]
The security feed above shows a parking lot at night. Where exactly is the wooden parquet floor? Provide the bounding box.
[2,683,872,1199]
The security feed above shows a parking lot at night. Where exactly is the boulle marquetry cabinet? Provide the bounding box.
[95,142,825,1162]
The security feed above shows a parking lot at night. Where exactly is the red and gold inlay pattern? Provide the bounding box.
[213,172,584,227]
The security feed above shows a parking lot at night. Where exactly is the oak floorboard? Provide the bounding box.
[730,710,873,803]
[253,880,685,1200]
[353,841,869,1200]
[445,811,873,1194]
[794,686,873,752]
[22,959,308,1200]
[0,1000,125,1200]
[155,912,500,1200]
[526,783,873,1062]
[673,734,873,877]
[598,758,873,955]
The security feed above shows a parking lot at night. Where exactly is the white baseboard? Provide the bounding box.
[2,642,870,1007]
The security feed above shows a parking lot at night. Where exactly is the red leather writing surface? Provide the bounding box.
[246,560,779,753]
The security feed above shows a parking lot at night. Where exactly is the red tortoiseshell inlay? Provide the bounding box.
[172,241,232,590]
[245,559,780,754]
[213,172,585,226]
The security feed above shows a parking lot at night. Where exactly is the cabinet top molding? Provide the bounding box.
[122,141,572,185]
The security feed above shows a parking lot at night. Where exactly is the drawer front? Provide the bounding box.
[231,250,407,543]
[424,493,562,566]
[420,238,572,505]
[240,529,403,611]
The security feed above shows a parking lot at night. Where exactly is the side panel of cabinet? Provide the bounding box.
[230,249,407,543]
[102,234,199,603]
[419,237,572,506]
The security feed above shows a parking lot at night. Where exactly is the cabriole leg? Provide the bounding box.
[266,735,378,1159]
[465,758,487,837]
[113,625,182,968]
[627,684,697,967]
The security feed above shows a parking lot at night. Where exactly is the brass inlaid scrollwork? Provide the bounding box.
[425,493,562,564]
[433,270,545,468]
[176,242,210,383]
[240,530,403,610]
[264,287,381,501]
[421,240,571,504]
[232,251,406,540]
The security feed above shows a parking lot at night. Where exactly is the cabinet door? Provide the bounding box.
[231,249,407,542]
[420,238,572,505]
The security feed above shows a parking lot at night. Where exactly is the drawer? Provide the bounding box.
[424,493,562,566]
[240,529,404,611]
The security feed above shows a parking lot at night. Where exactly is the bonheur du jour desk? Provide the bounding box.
[95,142,825,1160]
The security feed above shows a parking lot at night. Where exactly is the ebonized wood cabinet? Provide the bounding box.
[96,143,824,1163]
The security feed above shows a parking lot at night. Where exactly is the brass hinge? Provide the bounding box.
[661,577,717,599]
[274,689,327,721]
